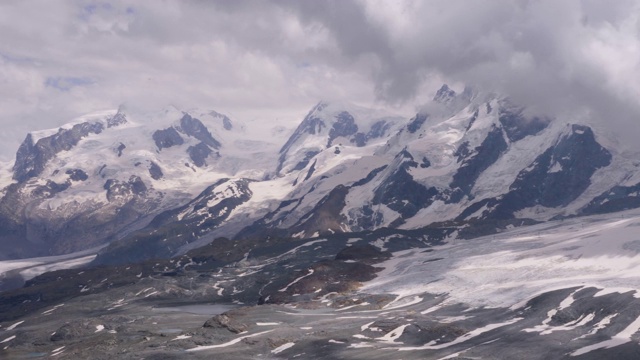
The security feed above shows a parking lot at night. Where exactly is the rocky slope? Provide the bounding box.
[3,210,640,359]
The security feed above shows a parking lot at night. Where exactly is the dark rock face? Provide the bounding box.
[50,320,111,342]
[352,132,366,147]
[449,125,508,202]
[398,322,467,346]
[327,111,358,147]
[373,151,439,220]
[103,176,147,203]
[465,109,480,132]
[107,112,127,128]
[581,183,640,215]
[352,120,394,147]
[12,134,37,181]
[179,114,221,149]
[65,169,88,182]
[151,114,222,163]
[233,198,299,241]
[13,122,105,182]
[115,142,126,157]
[433,84,457,104]
[508,125,610,207]
[291,151,320,172]
[303,159,317,182]
[187,142,213,167]
[148,161,163,180]
[373,166,438,221]
[25,169,88,199]
[103,179,123,198]
[466,125,612,220]
[498,102,551,142]
[367,120,392,139]
[152,127,184,150]
[31,180,70,198]
[352,166,387,187]
[407,113,428,134]
[454,141,471,161]
[420,157,431,168]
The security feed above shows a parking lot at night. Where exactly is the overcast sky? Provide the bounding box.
[0,0,639,160]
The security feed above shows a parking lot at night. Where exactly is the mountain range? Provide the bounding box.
[0,84,638,263]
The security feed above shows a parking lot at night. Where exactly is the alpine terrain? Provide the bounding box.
[3,85,640,359]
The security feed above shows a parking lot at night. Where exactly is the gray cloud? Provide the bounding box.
[283,0,632,145]
[0,0,639,161]
[281,0,640,146]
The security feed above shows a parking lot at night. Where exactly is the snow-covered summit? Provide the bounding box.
[233,85,640,242]
[0,105,285,259]
[276,100,406,174]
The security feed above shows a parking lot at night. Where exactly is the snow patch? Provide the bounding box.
[0,335,15,344]
[398,318,522,351]
[279,269,315,292]
[272,342,295,354]
[187,330,273,351]
[172,335,192,341]
[5,321,24,331]
[377,324,410,344]
[571,314,640,356]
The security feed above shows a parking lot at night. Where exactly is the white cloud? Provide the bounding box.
[0,0,639,160]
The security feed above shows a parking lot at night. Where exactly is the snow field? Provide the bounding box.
[363,210,640,309]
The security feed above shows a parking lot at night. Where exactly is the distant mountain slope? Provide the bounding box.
[231,85,628,243]
[0,107,284,259]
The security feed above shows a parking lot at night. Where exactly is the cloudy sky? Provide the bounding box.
[0,0,639,160]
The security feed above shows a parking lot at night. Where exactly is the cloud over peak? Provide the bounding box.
[0,0,639,159]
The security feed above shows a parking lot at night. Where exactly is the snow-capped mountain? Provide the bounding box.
[276,101,406,175]
[3,84,640,263]
[0,106,286,260]
[230,85,634,243]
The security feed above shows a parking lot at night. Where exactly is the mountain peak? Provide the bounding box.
[276,101,405,175]
[434,84,457,103]
[208,110,233,130]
